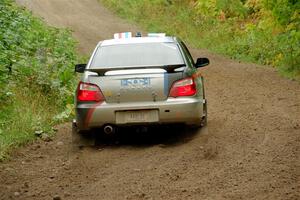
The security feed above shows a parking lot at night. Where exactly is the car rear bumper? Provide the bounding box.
[75,97,204,130]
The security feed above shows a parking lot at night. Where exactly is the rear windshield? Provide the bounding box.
[90,43,184,68]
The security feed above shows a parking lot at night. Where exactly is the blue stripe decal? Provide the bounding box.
[164,73,169,96]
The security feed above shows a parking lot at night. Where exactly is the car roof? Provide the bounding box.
[100,36,177,47]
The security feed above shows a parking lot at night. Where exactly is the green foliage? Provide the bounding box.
[262,0,299,26]
[196,0,248,18]
[0,0,79,160]
[0,1,78,105]
[100,0,300,79]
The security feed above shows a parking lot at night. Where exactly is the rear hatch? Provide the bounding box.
[87,40,185,103]
[88,69,183,103]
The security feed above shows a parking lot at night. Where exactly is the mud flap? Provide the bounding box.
[72,120,95,150]
[200,99,207,127]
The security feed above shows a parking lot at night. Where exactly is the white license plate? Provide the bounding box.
[116,110,159,124]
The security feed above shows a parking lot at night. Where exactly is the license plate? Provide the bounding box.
[121,78,150,87]
[116,110,159,124]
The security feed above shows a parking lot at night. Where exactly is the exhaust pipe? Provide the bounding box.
[103,125,114,134]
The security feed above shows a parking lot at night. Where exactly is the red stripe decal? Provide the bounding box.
[84,102,103,128]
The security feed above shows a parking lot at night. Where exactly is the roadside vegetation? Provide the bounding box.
[100,0,300,79]
[0,0,79,160]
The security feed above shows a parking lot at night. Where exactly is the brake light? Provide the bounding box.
[169,77,196,97]
[77,82,104,102]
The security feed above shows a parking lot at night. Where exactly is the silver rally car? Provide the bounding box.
[73,32,209,136]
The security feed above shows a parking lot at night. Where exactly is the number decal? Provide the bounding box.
[121,78,151,87]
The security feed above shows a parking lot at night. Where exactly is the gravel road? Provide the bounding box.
[0,0,299,199]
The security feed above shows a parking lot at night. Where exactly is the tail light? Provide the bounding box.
[77,82,104,102]
[169,77,196,97]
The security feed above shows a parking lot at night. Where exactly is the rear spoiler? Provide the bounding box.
[86,64,186,75]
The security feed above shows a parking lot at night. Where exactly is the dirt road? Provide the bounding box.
[1,0,299,199]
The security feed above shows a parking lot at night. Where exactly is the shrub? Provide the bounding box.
[0,0,79,160]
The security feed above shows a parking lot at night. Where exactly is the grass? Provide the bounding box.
[0,88,57,160]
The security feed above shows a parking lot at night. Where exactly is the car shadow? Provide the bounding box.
[90,125,205,148]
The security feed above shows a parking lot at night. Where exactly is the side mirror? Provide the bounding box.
[195,58,209,68]
[75,64,86,73]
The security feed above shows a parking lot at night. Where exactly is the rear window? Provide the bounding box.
[90,43,184,68]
